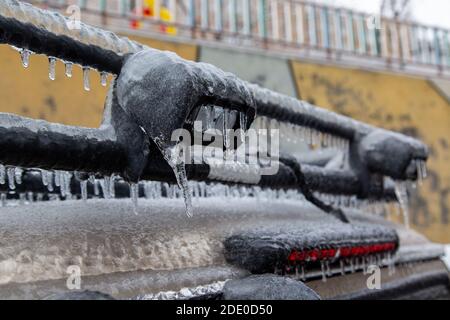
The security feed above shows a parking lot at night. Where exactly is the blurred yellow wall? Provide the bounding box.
[0,35,197,128]
[291,61,450,243]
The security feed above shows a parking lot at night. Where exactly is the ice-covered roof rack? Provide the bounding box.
[0,1,428,225]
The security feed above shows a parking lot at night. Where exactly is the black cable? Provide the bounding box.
[279,157,350,223]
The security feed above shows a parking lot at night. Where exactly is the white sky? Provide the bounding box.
[313,0,450,29]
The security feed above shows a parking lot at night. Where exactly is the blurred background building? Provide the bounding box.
[2,0,449,243]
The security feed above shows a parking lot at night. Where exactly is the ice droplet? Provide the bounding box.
[80,180,88,201]
[421,161,427,179]
[206,106,216,130]
[416,160,427,185]
[395,181,410,228]
[7,167,16,190]
[46,171,54,192]
[41,170,49,187]
[223,110,231,157]
[83,67,91,91]
[1,193,6,207]
[320,261,327,282]
[27,192,34,203]
[109,175,116,198]
[19,193,26,205]
[340,260,345,275]
[129,183,139,214]
[174,163,193,218]
[163,146,194,218]
[0,165,5,185]
[54,171,61,187]
[65,62,73,78]
[15,168,23,185]
[48,57,56,80]
[100,72,108,87]
[240,112,247,143]
[20,49,31,68]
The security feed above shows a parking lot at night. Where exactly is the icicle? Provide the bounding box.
[20,49,31,68]
[416,160,423,185]
[62,63,72,79]
[80,180,88,201]
[395,181,410,228]
[15,168,23,185]
[320,261,327,282]
[47,171,54,192]
[350,258,355,273]
[19,193,26,205]
[27,192,34,203]
[93,180,99,196]
[206,106,215,130]
[54,171,62,187]
[175,163,193,217]
[421,161,427,179]
[163,145,194,217]
[0,165,5,185]
[301,265,306,281]
[101,176,112,199]
[240,112,247,143]
[326,260,332,277]
[417,160,427,184]
[48,57,56,80]
[83,67,91,91]
[41,170,49,187]
[362,257,367,274]
[223,110,231,157]
[65,174,73,194]
[144,182,150,199]
[60,172,67,197]
[1,193,6,207]
[387,252,396,276]
[100,71,108,87]
[129,183,139,214]
[109,175,116,198]
[7,167,16,190]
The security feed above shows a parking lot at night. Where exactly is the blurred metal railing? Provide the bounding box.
[26,0,450,75]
